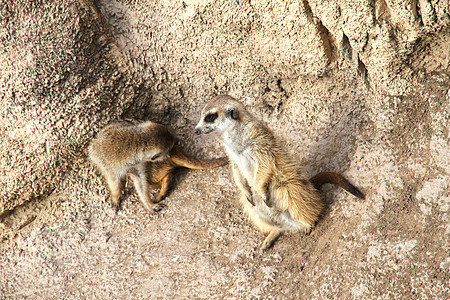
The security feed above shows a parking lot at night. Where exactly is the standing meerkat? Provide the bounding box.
[194,95,364,250]
[89,120,228,213]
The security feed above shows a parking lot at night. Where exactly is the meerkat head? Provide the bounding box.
[195,95,243,135]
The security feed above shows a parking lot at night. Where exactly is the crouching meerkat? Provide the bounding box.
[194,95,364,250]
[89,121,228,213]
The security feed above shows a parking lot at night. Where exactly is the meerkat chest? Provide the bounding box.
[223,134,256,184]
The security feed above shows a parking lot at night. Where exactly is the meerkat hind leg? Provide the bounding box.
[156,173,172,203]
[105,174,123,211]
[261,230,282,250]
[129,172,163,213]
[304,226,313,234]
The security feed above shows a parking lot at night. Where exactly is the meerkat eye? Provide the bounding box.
[151,153,161,160]
[204,112,218,123]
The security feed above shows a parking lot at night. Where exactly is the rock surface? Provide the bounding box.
[1,0,449,298]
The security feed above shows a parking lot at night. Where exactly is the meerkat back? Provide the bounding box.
[89,121,174,169]
[89,122,136,173]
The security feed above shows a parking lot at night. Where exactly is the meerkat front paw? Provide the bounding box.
[152,203,165,213]
[261,193,273,208]
[246,194,255,206]
[259,188,273,208]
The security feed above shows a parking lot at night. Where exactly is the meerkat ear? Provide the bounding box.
[225,107,239,120]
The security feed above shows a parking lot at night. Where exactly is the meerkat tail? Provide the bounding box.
[310,172,365,199]
[170,146,228,170]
